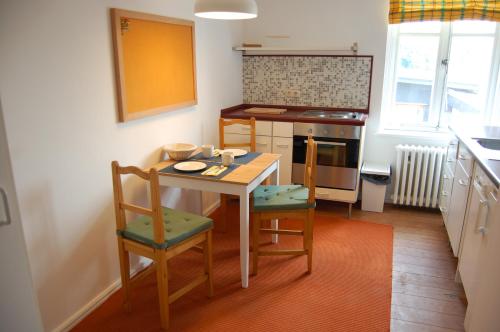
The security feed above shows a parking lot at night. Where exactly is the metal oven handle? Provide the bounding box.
[304,140,346,147]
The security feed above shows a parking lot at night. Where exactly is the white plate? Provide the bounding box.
[174,161,207,172]
[222,149,248,157]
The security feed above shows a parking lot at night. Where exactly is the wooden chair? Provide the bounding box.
[112,161,214,331]
[252,137,317,274]
[218,117,256,231]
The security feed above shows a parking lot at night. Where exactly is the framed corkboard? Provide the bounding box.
[110,9,197,122]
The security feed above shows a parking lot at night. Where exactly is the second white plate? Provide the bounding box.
[174,161,207,172]
[223,149,248,157]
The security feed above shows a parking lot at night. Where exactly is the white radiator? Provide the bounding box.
[393,145,446,208]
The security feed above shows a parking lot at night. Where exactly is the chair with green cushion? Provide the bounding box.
[252,137,318,275]
[112,161,213,331]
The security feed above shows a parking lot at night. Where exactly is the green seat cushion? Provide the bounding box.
[117,207,213,249]
[253,185,316,212]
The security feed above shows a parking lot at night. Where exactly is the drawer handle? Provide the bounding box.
[458,154,469,160]
[441,191,449,197]
[276,144,289,148]
[439,206,448,214]
[0,188,11,227]
[443,175,449,180]
[447,158,454,162]
[458,179,469,186]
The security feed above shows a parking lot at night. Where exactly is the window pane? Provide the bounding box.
[400,21,442,34]
[452,20,496,34]
[394,35,440,126]
[442,35,494,126]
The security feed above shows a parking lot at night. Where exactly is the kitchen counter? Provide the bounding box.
[221,104,368,126]
[449,123,500,188]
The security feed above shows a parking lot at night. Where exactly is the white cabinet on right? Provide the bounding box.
[460,163,499,331]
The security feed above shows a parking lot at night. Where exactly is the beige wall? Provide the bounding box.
[0,0,242,330]
[242,0,448,197]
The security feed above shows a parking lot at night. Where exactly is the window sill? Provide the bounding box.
[377,128,451,141]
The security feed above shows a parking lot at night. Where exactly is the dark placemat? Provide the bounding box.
[191,151,261,165]
[159,161,240,180]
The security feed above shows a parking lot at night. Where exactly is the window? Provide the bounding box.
[382,21,500,132]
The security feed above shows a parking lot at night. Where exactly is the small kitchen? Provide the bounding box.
[1,1,500,332]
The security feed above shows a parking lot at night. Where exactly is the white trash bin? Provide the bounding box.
[361,162,391,213]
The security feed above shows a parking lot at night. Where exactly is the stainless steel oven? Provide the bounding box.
[292,122,361,190]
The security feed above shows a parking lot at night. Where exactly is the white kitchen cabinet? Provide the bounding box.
[272,137,293,185]
[446,161,471,257]
[272,121,293,138]
[223,120,272,136]
[439,165,454,225]
[255,136,272,153]
[222,119,293,184]
[458,164,494,301]
[465,189,500,331]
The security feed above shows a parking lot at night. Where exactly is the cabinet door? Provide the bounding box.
[224,134,272,153]
[458,174,488,300]
[446,162,471,256]
[439,165,454,225]
[465,188,500,332]
[272,137,293,185]
[255,136,272,153]
[223,133,252,151]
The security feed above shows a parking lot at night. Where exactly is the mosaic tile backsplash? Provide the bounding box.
[243,56,372,110]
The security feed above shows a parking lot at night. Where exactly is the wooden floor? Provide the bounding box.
[315,201,467,332]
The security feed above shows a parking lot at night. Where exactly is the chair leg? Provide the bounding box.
[252,212,260,275]
[204,230,214,297]
[155,250,169,331]
[117,237,131,312]
[306,209,314,274]
[220,194,227,232]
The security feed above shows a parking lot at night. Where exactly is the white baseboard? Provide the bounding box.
[203,199,220,217]
[52,262,147,332]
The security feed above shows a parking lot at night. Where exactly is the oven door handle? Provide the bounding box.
[305,140,346,147]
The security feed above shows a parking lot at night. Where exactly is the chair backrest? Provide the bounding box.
[303,136,318,204]
[111,161,165,244]
[219,117,256,152]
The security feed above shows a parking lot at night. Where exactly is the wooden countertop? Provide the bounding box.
[221,104,368,126]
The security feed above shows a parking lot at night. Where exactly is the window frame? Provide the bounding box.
[381,21,500,133]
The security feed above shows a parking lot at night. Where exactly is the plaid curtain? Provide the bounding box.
[389,0,500,24]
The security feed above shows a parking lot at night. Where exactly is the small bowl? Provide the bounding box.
[163,143,197,161]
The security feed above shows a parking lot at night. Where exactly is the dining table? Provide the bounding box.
[147,150,281,288]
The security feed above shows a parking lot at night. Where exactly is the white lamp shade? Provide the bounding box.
[194,0,258,20]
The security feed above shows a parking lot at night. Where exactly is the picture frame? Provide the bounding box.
[110,8,197,122]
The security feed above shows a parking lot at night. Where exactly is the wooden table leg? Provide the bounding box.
[271,160,280,244]
[239,190,250,288]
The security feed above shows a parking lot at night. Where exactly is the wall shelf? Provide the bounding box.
[233,42,358,55]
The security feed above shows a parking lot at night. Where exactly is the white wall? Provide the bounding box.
[242,0,448,196]
[0,0,242,330]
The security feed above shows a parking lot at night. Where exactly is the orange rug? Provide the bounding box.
[73,212,393,332]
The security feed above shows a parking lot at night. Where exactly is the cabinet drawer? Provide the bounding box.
[255,136,272,153]
[272,137,293,185]
[222,120,272,136]
[272,121,293,138]
[457,143,473,176]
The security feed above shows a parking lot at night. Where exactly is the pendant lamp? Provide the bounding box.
[194,0,258,20]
